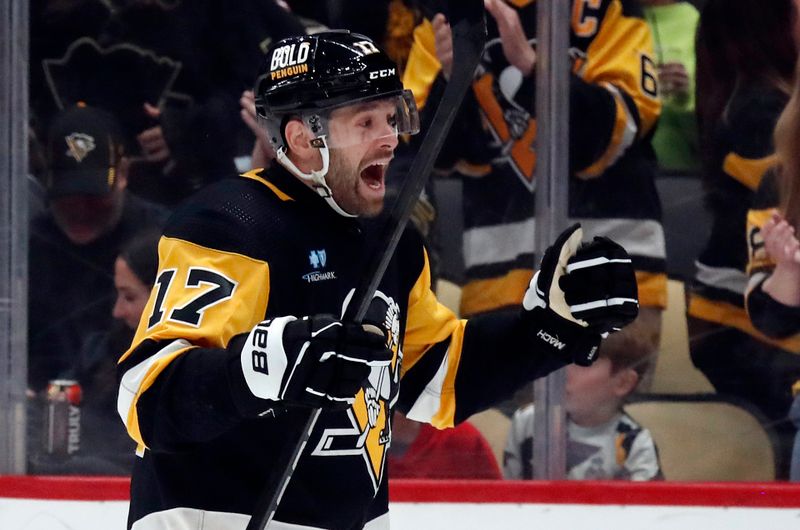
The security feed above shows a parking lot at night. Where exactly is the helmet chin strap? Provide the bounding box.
[275,138,357,218]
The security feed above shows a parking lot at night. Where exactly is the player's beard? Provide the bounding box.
[326,147,385,218]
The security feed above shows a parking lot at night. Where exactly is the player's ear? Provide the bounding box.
[284,118,324,173]
[284,119,315,158]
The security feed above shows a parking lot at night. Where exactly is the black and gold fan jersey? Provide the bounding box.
[403,0,665,317]
[117,166,570,530]
[744,170,800,350]
[688,83,792,347]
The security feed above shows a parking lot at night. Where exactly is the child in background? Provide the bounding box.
[504,320,662,480]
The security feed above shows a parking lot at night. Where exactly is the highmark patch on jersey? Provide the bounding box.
[312,290,403,491]
[302,248,337,283]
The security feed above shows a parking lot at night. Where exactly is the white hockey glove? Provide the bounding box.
[238,315,393,410]
[523,224,639,366]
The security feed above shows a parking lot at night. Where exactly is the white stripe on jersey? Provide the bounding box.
[576,218,666,261]
[118,339,192,430]
[695,260,748,296]
[131,506,377,530]
[462,217,665,270]
[463,218,535,269]
[405,347,452,424]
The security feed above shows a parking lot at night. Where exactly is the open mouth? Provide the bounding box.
[360,162,387,190]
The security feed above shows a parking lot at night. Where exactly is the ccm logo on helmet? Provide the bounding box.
[369,68,396,80]
[270,41,311,79]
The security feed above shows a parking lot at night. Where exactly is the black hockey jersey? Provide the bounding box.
[688,82,794,349]
[117,166,570,529]
[403,0,665,316]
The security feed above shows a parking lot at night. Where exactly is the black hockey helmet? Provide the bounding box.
[253,30,419,216]
[255,30,418,139]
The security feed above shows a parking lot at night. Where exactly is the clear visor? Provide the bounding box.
[305,89,419,149]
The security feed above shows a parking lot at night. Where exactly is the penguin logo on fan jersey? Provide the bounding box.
[472,37,587,190]
[311,290,402,491]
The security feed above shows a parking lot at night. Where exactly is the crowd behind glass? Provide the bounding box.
[23,0,800,484]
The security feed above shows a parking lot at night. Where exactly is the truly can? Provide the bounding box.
[43,379,82,457]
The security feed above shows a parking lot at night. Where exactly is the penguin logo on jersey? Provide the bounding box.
[472,37,538,189]
[473,38,587,189]
[311,290,402,491]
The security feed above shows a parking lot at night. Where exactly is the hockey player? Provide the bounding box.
[403,0,666,375]
[117,31,639,530]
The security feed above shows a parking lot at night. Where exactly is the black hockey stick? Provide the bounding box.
[246,3,486,528]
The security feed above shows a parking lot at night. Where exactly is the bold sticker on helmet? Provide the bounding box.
[271,63,309,80]
[270,41,311,71]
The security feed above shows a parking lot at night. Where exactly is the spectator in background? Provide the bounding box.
[29,231,161,475]
[687,0,799,478]
[389,412,502,479]
[747,205,800,482]
[75,230,161,472]
[28,104,167,393]
[403,0,665,391]
[640,0,701,173]
[504,320,662,480]
[30,0,305,206]
[744,54,800,482]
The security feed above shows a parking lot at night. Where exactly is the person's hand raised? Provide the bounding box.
[485,0,536,76]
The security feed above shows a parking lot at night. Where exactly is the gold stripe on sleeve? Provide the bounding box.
[403,249,464,373]
[575,89,634,179]
[125,236,271,352]
[119,236,271,446]
[580,0,660,135]
[459,269,533,318]
[689,294,800,352]
[402,19,442,110]
[636,271,668,309]
[402,250,465,428]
